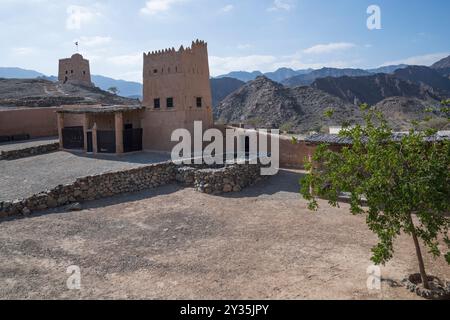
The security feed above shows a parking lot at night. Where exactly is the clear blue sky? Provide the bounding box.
[1,0,449,82]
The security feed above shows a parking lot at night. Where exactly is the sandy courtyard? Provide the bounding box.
[0,170,448,300]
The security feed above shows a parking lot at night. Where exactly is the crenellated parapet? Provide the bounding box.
[143,39,207,58]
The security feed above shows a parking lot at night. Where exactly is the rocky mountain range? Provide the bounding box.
[0,78,138,108]
[282,68,372,87]
[310,72,440,106]
[431,55,450,79]
[215,76,363,132]
[215,55,450,133]
[210,77,245,108]
[216,65,408,83]
[393,66,450,95]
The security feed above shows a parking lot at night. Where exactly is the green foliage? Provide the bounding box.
[323,108,335,118]
[280,122,293,133]
[300,105,450,267]
[108,86,119,95]
[291,136,298,145]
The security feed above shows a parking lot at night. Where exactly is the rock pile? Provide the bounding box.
[176,163,264,194]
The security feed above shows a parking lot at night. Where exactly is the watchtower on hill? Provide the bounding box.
[58,53,92,86]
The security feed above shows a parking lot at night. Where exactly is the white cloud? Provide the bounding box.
[140,0,185,15]
[210,55,277,76]
[11,47,36,56]
[237,44,253,50]
[267,0,295,12]
[107,53,142,67]
[380,52,450,67]
[303,42,357,55]
[220,4,234,13]
[66,5,100,30]
[75,36,112,48]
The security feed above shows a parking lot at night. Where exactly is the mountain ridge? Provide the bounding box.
[0,78,138,108]
[0,67,143,99]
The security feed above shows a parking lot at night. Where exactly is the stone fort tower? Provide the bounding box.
[58,53,92,86]
[141,39,214,152]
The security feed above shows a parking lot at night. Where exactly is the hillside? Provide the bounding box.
[215,76,448,133]
[216,68,313,83]
[210,77,245,108]
[216,65,407,84]
[282,68,372,87]
[393,66,450,94]
[310,73,440,105]
[373,97,449,131]
[0,78,138,108]
[216,71,263,82]
[0,67,143,99]
[0,67,45,79]
[431,55,450,69]
[215,76,361,133]
[367,64,408,74]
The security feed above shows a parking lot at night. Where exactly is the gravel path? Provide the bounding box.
[0,170,448,299]
[0,151,170,201]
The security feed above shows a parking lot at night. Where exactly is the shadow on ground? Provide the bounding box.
[0,169,306,224]
[220,169,306,199]
[68,150,170,165]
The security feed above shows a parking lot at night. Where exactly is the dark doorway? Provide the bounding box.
[86,132,93,153]
[245,136,250,154]
[97,131,116,153]
[124,123,133,130]
[62,126,84,149]
[123,128,143,153]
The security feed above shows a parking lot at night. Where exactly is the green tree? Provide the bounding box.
[108,86,119,95]
[300,102,450,289]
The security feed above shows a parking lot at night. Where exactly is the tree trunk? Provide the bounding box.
[409,214,430,290]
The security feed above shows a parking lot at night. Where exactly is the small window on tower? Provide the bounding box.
[196,97,202,108]
[71,70,74,74]
[65,71,68,74]
[83,71,86,75]
[167,97,174,108]
[153,69,158,74]
[154,98,160,109]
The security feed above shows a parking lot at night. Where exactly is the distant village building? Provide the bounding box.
[58,53,92,86]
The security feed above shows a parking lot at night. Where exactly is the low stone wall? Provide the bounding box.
[0,160,265,218]
[0,162,176,217]
[176,163,264,194]
[0,142,60,160]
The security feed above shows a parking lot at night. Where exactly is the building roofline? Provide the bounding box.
[57,105,144,114]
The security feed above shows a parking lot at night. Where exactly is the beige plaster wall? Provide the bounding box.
[141,40,214,152]
[0,107,59,138]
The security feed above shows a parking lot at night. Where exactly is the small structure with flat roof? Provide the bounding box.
[56,105,145,154]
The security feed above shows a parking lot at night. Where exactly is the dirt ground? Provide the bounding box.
[0,169,448,300]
